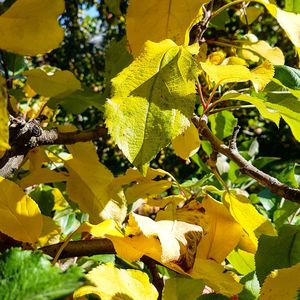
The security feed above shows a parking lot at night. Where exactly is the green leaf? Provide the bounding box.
[226,249,255,275]
[285,0,300,14]
[273,200,300,229]
[255,224,300,285]
[24,68,81,98]
[274,65,300,90]
[1,51,26,75]
[0,248,84,300]
[103,37,133,99]
[238,272,260,300]
[105,39,197,172]
[29,185,55,217]
[222,92,300,142]
[162,277,204,300]
[208,111,237,140]
[48,88,105,114]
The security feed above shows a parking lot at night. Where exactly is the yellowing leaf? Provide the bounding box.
[227,249,255,275]
[74,263,158,300]
[109,212,202,266]
[172,123,201,160]
[0,177,42,243]
[24,68,81,97]
[126,0,208,56]
[0,0,64,55]
[195,196,243,263]
[0,76,9,151]
[240,6,264,25]
[251,60,275,91]
[241,40,285,65]
[125,180,172,204]
[130,212,202,263]
[207,51,226,65]
[201,62,252,84]
[190,259,243,297]
[66,142,126,225]
[258,0,300,58]
[80,219,123,238]
[38,215,61,247]
[223,192,276,251]
[259,262,300,300]
[105,39,197,173]
[147,195,184,208]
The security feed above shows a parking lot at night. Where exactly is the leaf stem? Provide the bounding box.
[212,0,249,18]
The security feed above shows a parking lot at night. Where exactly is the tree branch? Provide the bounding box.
[41,238,115,259]
[0,117,107,178]
[192,114,300,204]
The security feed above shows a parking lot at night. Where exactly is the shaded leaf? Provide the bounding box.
[0,0,64,55]
[274,65,300,90]
[227,249,255,275]
[0,177,42,243]
[259,262,300,300]
[209,111,237,140]
[74,263,158,300]
[0,248,84,300]
[172,123,201,160]
[48,88,105,114]
[162,277,204,300]
[105,39,197,172]
[24,68,81,98]
[190,259,243,297]
[239,271,261,300]
[255,224,300,285]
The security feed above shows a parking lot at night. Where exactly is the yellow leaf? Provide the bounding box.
[0,0,64,55]
[222,56,248,66]
[190,259,243,297]
[227,249,255,275]
[24,68,81,97]
[74,263,158,300]
[147,195,184,208]
[80,219,123,238]
[156,197,242,263]
[172,123,201,160]
[258,0,300,58]
[223,192,276,251]
[259,262,300,300]
[52,188,69,211]
[19,148,68,188]
[207,51,226,65]
[126,0,209,56]
[66,142,127,225]
[195,195,243,263]
[109,234,162,262]
[0,76,9,151]
[109,212,202,265]
[38,215,61,247]
[251,60,275,91]
[240,6,264,25]
[201,62,252,84]
[0,177,42,243]
[241,40,285,65]
[125,180,172,204]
